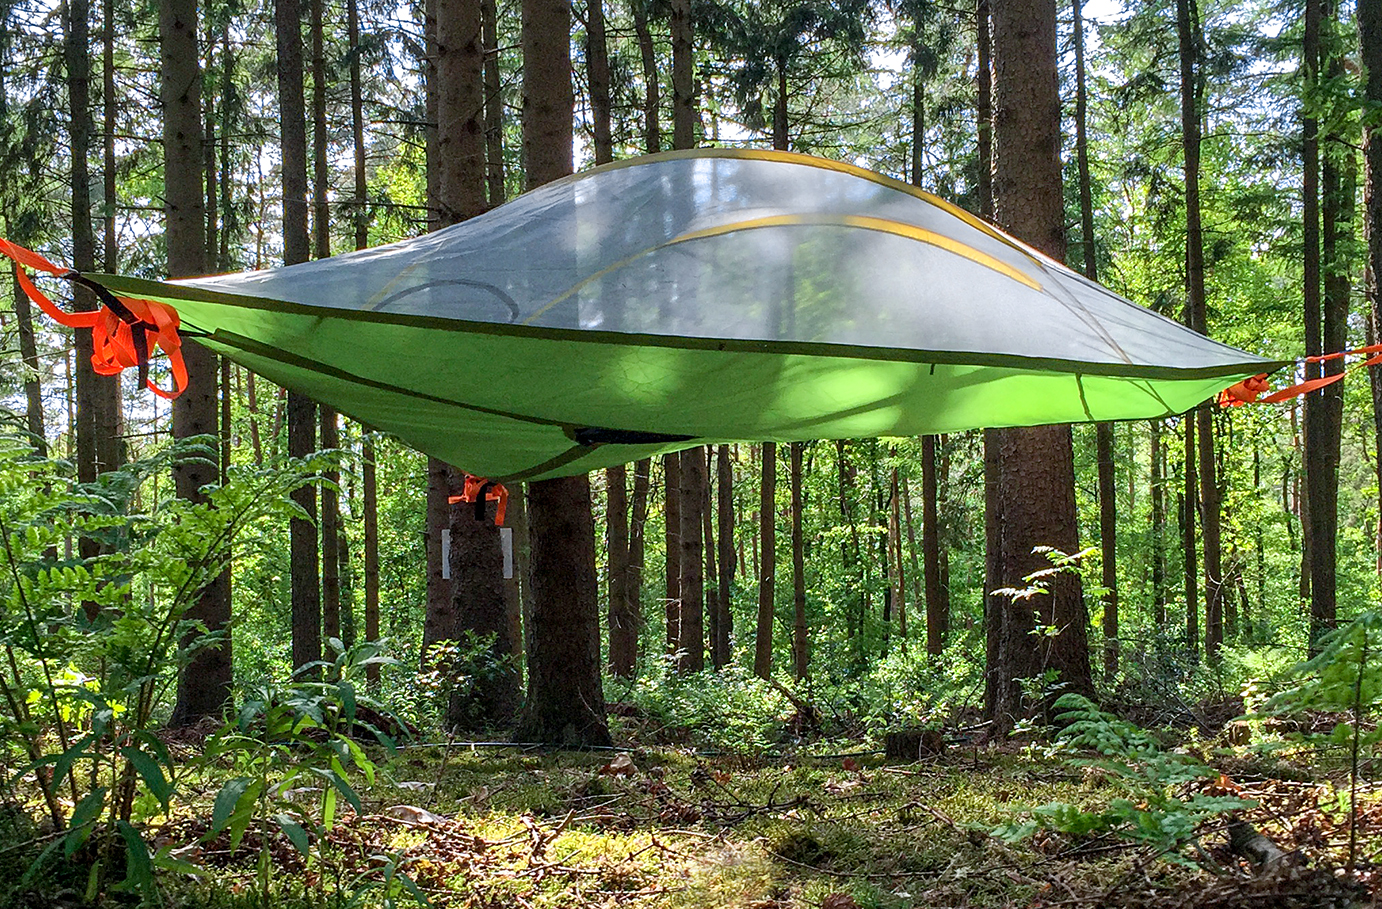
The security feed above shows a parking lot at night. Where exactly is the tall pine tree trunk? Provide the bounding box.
[515,0,609,745]
[987,0,1093,731]
[715,444,734,667]
[1310,0,1352,647]
[1073,0,1117,677]
[791,442,808,676]
[1177,0,1223,661]
[165,0,232,725]
[679,447,706,671]
[1364,0,1382,577]
[754,443,776,678]
[278,0,320,672]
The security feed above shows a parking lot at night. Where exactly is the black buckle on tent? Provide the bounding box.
[68,272,158,388]
[474,480,495,521]
[572,427,696,446]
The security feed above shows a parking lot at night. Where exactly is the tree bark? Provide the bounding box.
[164,0,231,725]
[679,447,706,672]
[1183,421,1199,655]
[791,442,808,677]
[607,464,635,676]
[363,433,381,684]
[1364,0,1382,585]
[277,0,319,672]
[986,0,1093,730]
[922,436,946,654]
[1150,420,1166,625]
[631,0,660,154]
[1310,0,1352,649]
[482,0,504,205]
[1175,0,1222,660]
[754,443,777,678]
[349,0,369,248]
[1072,0,1118,679]
[664,453,681,653]
[715,445,734,667]
[516,0,609,745]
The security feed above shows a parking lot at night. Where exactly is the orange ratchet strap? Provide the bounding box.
[1218,344,1382,408]
[0,237,187,399]
[448,475,509,525]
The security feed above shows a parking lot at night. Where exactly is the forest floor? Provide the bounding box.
[107,729,1381,909]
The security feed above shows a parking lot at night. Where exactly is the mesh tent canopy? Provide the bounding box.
[80,148,1281,482]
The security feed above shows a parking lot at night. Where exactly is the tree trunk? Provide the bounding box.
[349,0,369,248]
[715,445,734,667]
[320,408,341,643]
[1183,421,1199,655]
[516,0,609,745]
[164,0,230,725]
[754,442,777,678]
[277,0,319,672]
[986,0,1093,731]
[888,462,906,641]
[434,0,515,727]
[69,0,121,484]
[631,0,660,154]
[791,442,808,677]
[679,448,706,672]
[1364,0,1382,584]
[482,0,504,205]
[363,433,381,684]
[1310,0,1352,649]
[664,452,681,653]
[1072,0,1118,679]
[670,0,694,150]
[1150,420,1166,625]
[922,435,946,654]
[607,464,634,676]
[1176,0,1222,661]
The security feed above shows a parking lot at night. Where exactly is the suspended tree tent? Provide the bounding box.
[6,149,1283,482]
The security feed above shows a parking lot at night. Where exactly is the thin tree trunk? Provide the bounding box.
[165,0,231,724]
[608,464,634,677]
[1310,0,1352,648]
[12,267,46,452]
[349,0,369,248]
[679,448,706,672]
[670,0,694,150]
[1364,0,1382,584]
[321,409,341,643]
[1177,0,1222,660]
[1184,420,1199,655]
[1072,0,1118,678]
[922,436,945,654]
[631,0,660,154]
[889,462,906,641]
[629,457,651,659]
[363,433,381,684]
[791,442,808,677]
[103,0,116,273]
[754,443,776,678]
[1151,420,1166,625]
[715,445,734,667]
[278,0,320,672]
[482,0,504,205]
[702,449,718,667]
[664,453,681,653]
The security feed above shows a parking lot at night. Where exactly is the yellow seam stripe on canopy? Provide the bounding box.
[573,147,1043,266]
[670,214,1042,291]
[524,212,1040,326]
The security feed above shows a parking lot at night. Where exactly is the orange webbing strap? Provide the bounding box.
[0,237,187,399]
[448,475,509,526]
[1218,345,1382,408]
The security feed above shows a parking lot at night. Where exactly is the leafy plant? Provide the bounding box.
[1263,610,1382,870]
[200,638,411,907]
[994,694,1254,866]
[0,433,324,902]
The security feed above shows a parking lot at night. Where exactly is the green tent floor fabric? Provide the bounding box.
[69,148,1281,482]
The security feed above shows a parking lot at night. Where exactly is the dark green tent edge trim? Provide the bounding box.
[99,273,1288,383]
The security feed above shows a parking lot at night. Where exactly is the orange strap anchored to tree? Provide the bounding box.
[448,474,509,525]
[1218,344,1382,408]
[0,237,187,399]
